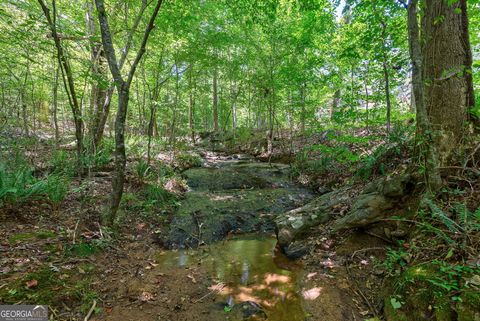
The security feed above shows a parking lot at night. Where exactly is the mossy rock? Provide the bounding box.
[457,290,480,321]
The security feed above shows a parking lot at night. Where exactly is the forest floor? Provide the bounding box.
[0,138,390,321]
[2,130,479,321]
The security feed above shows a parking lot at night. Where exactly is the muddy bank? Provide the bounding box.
[103,234,362,321]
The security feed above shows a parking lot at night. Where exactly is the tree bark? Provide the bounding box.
[330,89,340,120]
[38,0,84,170]
[212,67,219,132]
[407,0,442,192]
[95,0,163,224]
[52,65,59,142]
[188,69,196,143]
[381,20,392,133]
[422,0,475,165]
[300,83,306,134]
[90,0,149,148]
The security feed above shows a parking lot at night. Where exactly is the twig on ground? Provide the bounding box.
[351,247,387,260]
[96,222,104,239]
[72,220,80,245]
[364,231,395,244]
[345,258,379,316]
[84,299,97,321]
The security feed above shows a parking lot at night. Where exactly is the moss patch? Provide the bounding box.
[0,265,96,311]
[8,230,56,244]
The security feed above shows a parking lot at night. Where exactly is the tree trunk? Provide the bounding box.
[422,0,475,166]
[38,0,84,170]
[364,63,370,130]
[52,66,59,142]
[330,89,340,120]
[189,88,195,143]
[381,20,392,133]
[300,83,306,134]
[109,87,129,223]
[407,0,442,192]
[95,0,163,224]
[212,68,219,132]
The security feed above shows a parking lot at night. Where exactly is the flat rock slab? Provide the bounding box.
[164,161,314,249]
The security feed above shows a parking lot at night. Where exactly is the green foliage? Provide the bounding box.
[8,230,56,244]
[174,153,203,170]
[134,159,153,181]
[0,161,69,206]
[0,265,97,313]
[83,140,114,169]
[398,261,480,300]
[65,238,110,257]
[142,184,176,208]
[381,247,412,275]
[390,296,404,309]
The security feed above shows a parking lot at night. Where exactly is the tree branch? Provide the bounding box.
[126,0,163,86]
[94,0,123,85]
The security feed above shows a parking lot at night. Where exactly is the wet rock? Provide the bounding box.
[457,290,480,321]
[283,241,309,259]
[164,161,314,249]
[332,174,414,231]
[230,301,267,321]
[183,162,291,191]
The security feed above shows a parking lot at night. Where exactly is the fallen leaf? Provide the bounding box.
[302,287,322,300]
[26,279,38,288]
[187,274,197,283]
[81,231,101,239]
[139,291,154,302]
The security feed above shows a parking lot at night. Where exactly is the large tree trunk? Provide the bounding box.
[422,0,475,166]
[407,0,442,192]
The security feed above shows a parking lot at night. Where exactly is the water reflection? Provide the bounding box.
[158,236,307,321]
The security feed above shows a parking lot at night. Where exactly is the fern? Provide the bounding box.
[425,199,465,233]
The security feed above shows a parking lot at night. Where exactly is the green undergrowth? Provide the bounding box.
[0,265,98,314]
[383,262,480,321]
[0,161,70,207]
[121,184,179,222]
[293,124,413,186]
[381,195,480,321]
[8,230,56,244]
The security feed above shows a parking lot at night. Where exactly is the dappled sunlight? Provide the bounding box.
[264,273,291,285]
[159,236,307,320]
[209,194,235,201]
[302,287,323,300]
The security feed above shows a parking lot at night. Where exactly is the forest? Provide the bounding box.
[0,0,479,320]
